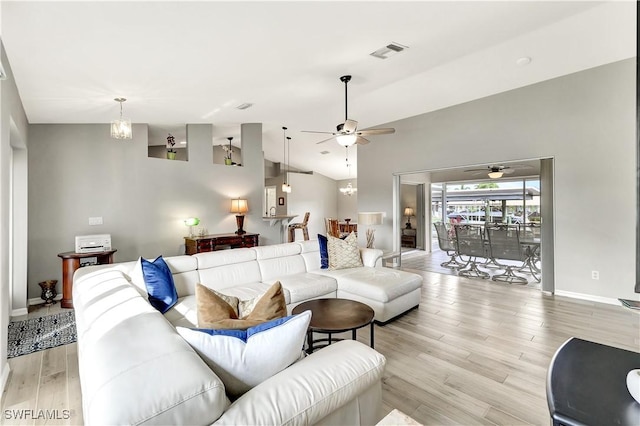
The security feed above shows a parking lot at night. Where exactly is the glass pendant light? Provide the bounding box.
[110,98,132,139]
[281,127,292,193]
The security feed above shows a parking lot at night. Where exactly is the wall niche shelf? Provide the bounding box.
[214,136,243,167]
[148,124,188,161]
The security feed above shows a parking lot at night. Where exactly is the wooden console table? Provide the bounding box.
[58,249,117,309]
[184,233,259,255]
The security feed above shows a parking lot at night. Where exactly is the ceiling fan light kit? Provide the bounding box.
[302,75,395,149]
[464,164,534,179]
[337,134,357,147]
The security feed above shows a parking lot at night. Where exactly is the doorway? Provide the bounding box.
[264,186,276,216]
[396,158,554,293]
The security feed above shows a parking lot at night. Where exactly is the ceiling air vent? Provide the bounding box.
[370,42,408,60]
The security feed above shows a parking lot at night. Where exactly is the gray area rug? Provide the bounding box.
[7,311,77,358]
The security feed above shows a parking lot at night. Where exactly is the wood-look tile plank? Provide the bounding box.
[2,351,42,410]
[65,343,83,426]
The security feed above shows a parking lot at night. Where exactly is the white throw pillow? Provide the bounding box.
[177,310,311,398]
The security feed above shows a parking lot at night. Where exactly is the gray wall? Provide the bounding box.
[26,122,288,299]
[287,171,338,241]
[358,59,636,301]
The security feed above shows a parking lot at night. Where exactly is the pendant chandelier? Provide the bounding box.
[339,182,357,196]
[110,97,132,140]
[338,148,357,195]
[282,126,292,193]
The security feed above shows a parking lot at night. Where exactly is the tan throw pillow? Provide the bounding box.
[196,284,240,324]
[196,281,286,330]
[327,232,363,270]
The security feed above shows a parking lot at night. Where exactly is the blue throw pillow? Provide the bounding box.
[141,256,178,314]
[318,234,329,269]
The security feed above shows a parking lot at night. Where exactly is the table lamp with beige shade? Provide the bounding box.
[358,212,384,249]
[404,207,415,229]
[230,199,248,235]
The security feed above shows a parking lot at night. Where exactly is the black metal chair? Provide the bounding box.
[485,224,528,284]
[454,224,490,279]
[433,222,467,269]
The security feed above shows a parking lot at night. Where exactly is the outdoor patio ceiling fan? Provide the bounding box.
[302,75,395,147]
[464,164,533,179]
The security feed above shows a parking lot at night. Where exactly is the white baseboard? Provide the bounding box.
[0,362,10,396]
[27,294,63,306]
[554,290,619,306]
[10,307,28,317]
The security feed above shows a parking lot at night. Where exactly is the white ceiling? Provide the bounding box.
[1,1,635,180]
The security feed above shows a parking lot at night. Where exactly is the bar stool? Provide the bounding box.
[288,212,310,242]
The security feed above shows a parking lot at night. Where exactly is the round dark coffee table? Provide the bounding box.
[291,298,375,353]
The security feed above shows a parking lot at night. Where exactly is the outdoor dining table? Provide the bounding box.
[519,237,541,281]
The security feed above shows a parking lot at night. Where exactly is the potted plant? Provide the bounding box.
[222,137,233,165]
[166,133,177,160]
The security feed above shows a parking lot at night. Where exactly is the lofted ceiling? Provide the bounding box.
[1,1,635,180]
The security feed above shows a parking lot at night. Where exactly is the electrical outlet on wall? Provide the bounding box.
[591,270,599,280]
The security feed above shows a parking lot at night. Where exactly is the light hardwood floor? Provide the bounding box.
[2,267,639,425]
[1,303,82,426]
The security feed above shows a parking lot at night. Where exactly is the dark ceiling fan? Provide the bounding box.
[302,75,395,147]
[464,164,533,179]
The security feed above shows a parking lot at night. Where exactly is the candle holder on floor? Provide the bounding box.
[38,280,58,305]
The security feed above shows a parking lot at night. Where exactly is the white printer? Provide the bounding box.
[75,234,112,253]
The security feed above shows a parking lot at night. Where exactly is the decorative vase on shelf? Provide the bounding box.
[38,280,58,305]
[167,152,176,160]
[225,158,232,165]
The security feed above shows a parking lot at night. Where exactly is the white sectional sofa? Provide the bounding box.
[72,240,422,425]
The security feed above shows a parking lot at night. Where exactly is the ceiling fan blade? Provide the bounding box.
[358,127,395,136]
[315,136,338,145]
[301,130,335,135]
[464,168,488,173]
[355,136,370,145]
[343,119,358,133]
[502,168,516,174]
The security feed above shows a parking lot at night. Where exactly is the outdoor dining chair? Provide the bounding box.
[454,224,490,279]
[433,222,467,269]
[485,224,529,284]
